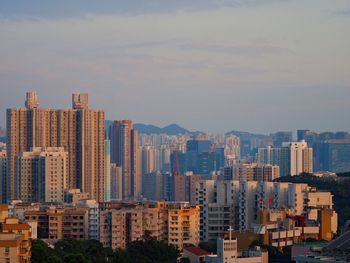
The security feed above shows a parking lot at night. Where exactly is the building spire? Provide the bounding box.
[25,91,38,109]
[72,93,89,109]
[228,225,234,241]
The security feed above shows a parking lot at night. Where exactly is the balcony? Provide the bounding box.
[20,248,28,255]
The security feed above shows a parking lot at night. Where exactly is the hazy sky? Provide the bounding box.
[0,0,349,134]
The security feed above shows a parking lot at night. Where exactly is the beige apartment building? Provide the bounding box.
[167,202,200,249]
[100,208,143,250]
[232,163,280,181]
[23,205,89,240]
[0,151,6,203]
[14,147,67,203]
[6,92,105,202]
[99,201,200,250]
[110,120,139,199]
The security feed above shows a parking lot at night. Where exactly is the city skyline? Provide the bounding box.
[0,0,349,133]
[0,2,349,262]
[1,90,350,136]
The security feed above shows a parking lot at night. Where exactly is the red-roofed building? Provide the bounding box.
[183,247,210,263]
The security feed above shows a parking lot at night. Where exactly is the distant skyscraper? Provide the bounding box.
[110,120,139,199]
[186,136,211,173]
[160,146,171,172]
[142,171,164,201]
[230,163,280,181]
[110,164,122,200]
[282,141,313,176]
[258,140,313,176]
[6,92,105,203]
[141,146,159,175]
[225,135,240,160]
[271,131,293,147]
[297,129,312,142]
[170,151,187,175]
[321,139,350,173]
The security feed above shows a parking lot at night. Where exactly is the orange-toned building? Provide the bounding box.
[0,205,32,263]
[24,206,89,240]
[167,202,200,249]
[99,201,200,250]
[5,92,105,203]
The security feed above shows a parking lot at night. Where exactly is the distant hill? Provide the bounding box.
[133,123,183,135]
[105,121,201,135]
[225,129,269,139]
[135,123,193,135]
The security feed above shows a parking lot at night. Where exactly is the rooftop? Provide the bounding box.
[184,247,210,257]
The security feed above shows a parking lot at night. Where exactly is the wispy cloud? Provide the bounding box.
[0,0,349,133]
[335,9,350,16]
[0,0,283,20]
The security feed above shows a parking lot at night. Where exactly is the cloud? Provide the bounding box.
[0,0,349,133]
[0,0,282,20]
[335,9,350,16]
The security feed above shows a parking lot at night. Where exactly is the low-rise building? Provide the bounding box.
[99,201,200,250]
[204,235,268,263]
[64,189,90,204]
[196,179,337,242]
[0,207,32,263]
[183,247,210,263]
[253,207,337,250]
[0,232,31,263]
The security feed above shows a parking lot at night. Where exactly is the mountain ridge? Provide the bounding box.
[105,121,203,135]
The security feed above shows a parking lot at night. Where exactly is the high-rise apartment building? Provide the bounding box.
[140,145,161,176]
[143,172,200,204]
[14,147,67,203]
[228,163,280,181]
[104,140,111,201]
[6,92,105,203]
[142,171,164,201]
[257,146,281,166]
[195,180,325,241]
[258,141,313,176]
[321,139,350,173]
[282,141,313,176]
[0,151,6,203]
[271,131,293,147]
[110,164,122,200]
[167,202,200,249]
[110,120,139,199]
[186,136,211,174]
[160,146,171,172]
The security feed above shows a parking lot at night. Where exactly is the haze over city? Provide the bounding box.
[0,0,349,133]
[2,2,350,263]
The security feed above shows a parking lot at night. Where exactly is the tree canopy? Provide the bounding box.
[31,238,181,263]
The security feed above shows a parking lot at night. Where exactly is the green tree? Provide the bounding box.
[199,241,217,253]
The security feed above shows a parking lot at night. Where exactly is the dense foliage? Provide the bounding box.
[274,173,350,225]
[31,238,181,263]
[198,241,217,253]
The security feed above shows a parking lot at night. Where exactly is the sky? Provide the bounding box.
[0,0,349,134]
